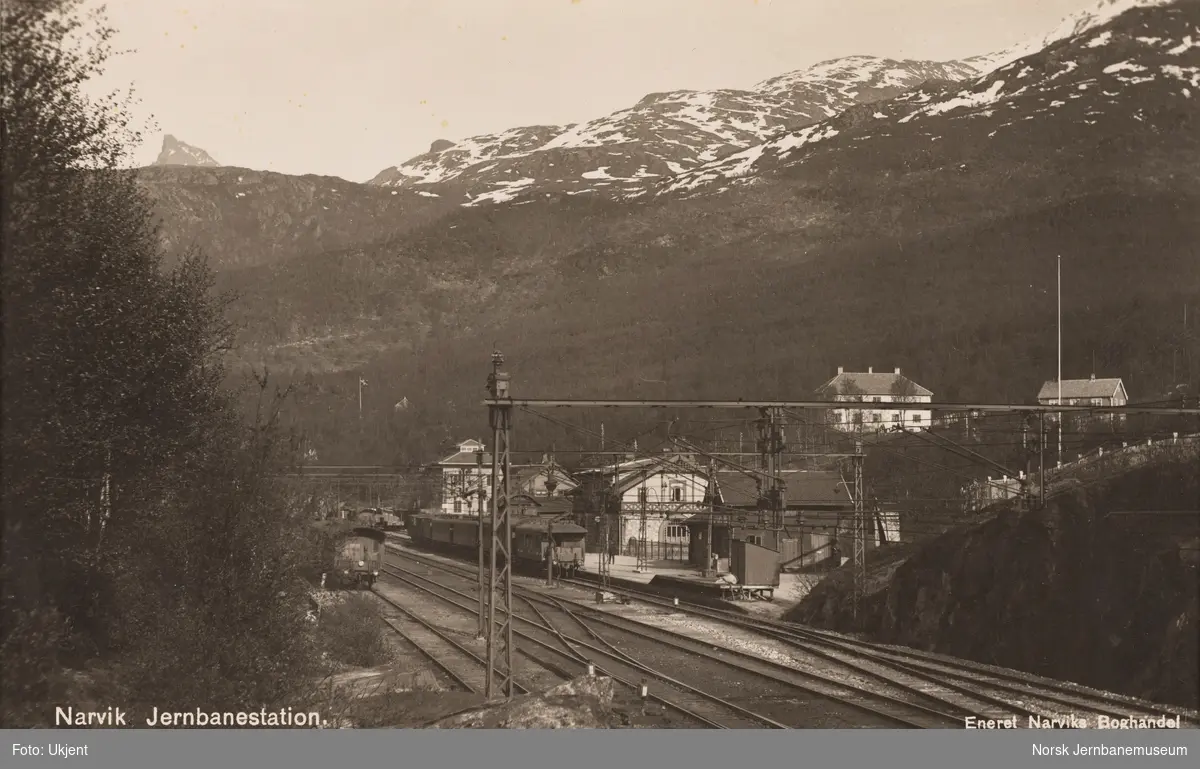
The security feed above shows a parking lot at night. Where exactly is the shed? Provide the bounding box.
[729,539,781,588]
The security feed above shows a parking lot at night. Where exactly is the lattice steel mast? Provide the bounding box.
[852,440,865,621]
[485,352,514,700]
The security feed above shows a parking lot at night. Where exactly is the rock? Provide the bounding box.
[427,676,615,729]
[154,134,220,167]
[429,139,456,154]
[324,667,442,696]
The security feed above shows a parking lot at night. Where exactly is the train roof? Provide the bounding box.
[513,518,587,534]
[414,513,585,535]
[348,527,387,543]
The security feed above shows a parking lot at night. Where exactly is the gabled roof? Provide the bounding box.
[816,371,933,398]
[709,470,852,508]
[509,495,574,517]
[438,450,492,466]
[612,457,708,496]
[511,464,578,490]
[1037,377,1125,401]
[575,452,707,487]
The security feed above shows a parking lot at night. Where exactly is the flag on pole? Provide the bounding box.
[359,377,368,387]
[394,397,409,412]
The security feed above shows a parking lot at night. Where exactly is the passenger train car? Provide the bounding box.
[407,513,586,577]
[331,527,386,588]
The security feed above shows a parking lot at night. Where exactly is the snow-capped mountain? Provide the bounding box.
[367,0,1191,210]
[153,135,220,167]
[965,0,1177,74]
[367,56,977,205]
[661,0,1198,197]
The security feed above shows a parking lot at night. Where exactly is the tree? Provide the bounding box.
[1,0,317,725]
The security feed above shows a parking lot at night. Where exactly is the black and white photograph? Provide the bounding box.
[3,0,1200,739]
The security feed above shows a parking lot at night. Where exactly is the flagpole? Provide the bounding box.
[358,377,363,420]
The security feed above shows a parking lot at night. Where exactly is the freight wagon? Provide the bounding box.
[407,513,586,577]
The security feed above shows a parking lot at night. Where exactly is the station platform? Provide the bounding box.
[574,553,776,604]
[576,553,714,585]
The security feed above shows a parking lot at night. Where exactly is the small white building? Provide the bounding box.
[1037,375,1128,423]
[817,367,934,432]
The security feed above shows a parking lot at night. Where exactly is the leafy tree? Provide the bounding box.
[1,0,319,725]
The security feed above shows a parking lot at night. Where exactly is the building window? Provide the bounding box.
[671,487,683,502]
[746,535,763,545]
[872,397,882,403]
[665,525,688,539]
[453,498,462,513]
[913,413,923,423]
[872,413,882,423]
[891,413,900,422]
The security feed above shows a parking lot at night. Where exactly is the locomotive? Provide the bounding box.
[407,513,586,577]
[331,527,386,588]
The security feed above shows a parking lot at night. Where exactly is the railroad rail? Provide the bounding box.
[381,563,761,727]
[557,575,1200,729]
[372,590,534,696]
[383,549,974,728]
[382,561,788,728]
[388,537,1199,729]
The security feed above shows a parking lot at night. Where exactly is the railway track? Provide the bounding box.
[387,539,1199,729]
[382,562,784,728]
[372,589,536,696]
[557,574,1200,729]
[383,550,975,728]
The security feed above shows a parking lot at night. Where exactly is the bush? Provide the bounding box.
[313,594,395,669]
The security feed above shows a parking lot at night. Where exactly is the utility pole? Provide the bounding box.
[852,440,865,622]
[636,485,649,572]
[599,466,614,590]
[1057,255,1063,467]
[1038,412,1047,509]
[705,460,715,578]
[485,352,514,700]
[546,518,555,587]
[756,407,787,531]
[358,376,367,420]
[475,449,486,638]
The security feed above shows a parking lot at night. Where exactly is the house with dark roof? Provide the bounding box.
[511,456,578,498]
[816,366,933,432]
[1037,374,1128,405]
[1037,374,1128,424]
[680,470,865,572]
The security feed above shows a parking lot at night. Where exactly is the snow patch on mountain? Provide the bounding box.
[965,0,1176,74]
[368,56,981,203]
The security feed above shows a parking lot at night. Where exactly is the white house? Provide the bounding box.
[433,439,491,515]
[432,442,580,515]
[816,367,934,432]
[572,451,710,559]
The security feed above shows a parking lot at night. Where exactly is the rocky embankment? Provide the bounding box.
[789,454,1199,708]
[427,676,617,729]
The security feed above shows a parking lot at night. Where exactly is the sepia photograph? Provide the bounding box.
[2,0,1199,756]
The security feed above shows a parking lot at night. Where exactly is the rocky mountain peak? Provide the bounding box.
[154,134,220,167]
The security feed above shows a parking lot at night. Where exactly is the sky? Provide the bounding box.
[82,0,1096,182]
